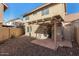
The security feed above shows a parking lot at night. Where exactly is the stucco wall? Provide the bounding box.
[25,22,49,39]
[0,4,4,25]
[24,3,65,22]
[24,4,66,39]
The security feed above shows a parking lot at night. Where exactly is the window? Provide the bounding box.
[42,8,49,15]
[27,26,32,32]
[30,26,32,32]
[25,16,29,20]
[27,27,29,32]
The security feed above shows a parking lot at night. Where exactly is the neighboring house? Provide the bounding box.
[0,3,8,27]
[63,13,79,41]
[6,18,24,28]
[5,19,15,27]
[23,3,66,40]
[13,18,24,28]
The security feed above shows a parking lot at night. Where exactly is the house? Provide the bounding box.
[4,19,15,28]
[23,3,66,41]
[0,3,8,27]
[6,20,15,26]
[6,18,24,28]
[12,18,24,28]
[23,3,79,49]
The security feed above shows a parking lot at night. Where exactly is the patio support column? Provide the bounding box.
[29,24,31,37]
[36,20,38,38]
[53,21,57,49]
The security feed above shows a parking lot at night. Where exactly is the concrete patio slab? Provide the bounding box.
[31,39,57,50]
[58,40,72,48]
[31,39,72,50]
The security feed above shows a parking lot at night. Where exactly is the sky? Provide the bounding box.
[67,3,79,14]
[4,3,79,22]
[4,3,44,22]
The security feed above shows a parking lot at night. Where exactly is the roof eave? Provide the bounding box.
[23,3,58,17]
[3,4,8,11]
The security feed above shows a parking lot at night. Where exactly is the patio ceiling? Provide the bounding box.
[28,17,52,24]
[28,15,64,25]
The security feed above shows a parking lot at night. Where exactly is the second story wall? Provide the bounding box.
[23,3,66,22]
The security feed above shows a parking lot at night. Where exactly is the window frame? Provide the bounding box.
[27,26,32,33]
[41,8,49,16]
[27,27,29,32]
[25,16,29,20]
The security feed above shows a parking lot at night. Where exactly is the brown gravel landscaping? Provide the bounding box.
[0,35,79,56]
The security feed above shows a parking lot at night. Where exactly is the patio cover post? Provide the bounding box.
[53,21,57,49]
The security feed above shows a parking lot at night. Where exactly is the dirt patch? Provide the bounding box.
[0,35,79,56]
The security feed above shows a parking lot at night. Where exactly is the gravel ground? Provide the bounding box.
[0,36,79,56]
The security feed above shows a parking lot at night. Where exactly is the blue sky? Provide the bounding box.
[4,3,44,22]
[67,3,79,14]
[4,3,79,22]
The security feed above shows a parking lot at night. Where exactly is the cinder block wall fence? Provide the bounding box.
[0,27,24,43]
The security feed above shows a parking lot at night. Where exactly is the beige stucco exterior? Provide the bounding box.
[23,3,66,39]
[24,4,66,22]
[6,18,24,27]
[0,3,7,26]
[0,4,4,25]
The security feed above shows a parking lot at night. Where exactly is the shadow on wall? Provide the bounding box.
[35,23,52,39]
[34,22,73,41]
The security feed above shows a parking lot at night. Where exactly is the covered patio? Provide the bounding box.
[28,15,72,50]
